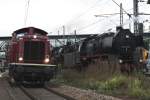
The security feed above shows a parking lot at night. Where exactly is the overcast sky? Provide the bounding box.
[0,0,149,36]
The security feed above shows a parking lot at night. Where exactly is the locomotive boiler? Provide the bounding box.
[7,27,56,84]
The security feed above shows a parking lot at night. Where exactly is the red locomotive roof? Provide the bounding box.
[13,27,48,36]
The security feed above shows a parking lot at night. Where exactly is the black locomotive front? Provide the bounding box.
[113,28,137,64]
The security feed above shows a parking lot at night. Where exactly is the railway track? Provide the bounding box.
[0,78,31,100]
[19,85,74,100]
[0,71,75,100]
[44,85,75,100]
[4,78,74,100]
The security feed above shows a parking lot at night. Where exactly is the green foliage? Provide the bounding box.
[128,79,150,99]
[51,69,150,100]
[86,80,101,90]
[128,79,143,97]
[99,75,127,91]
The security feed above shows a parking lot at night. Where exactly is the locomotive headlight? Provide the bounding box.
[139,59,143,63]
[33,35,37,39]
[18,57,23,61]
[44,58,49,63]
[119,59,123,63]
[126,35,129,38]
[19,38,23,40]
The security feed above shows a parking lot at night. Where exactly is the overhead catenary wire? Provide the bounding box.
[66,0,109,25]
[70,1,134,32]
[77,10,127,32]
[76,1,150,35]
[56,0,145,36]
[24,0,30,26]
[77,16,119,32]
[77,19,104,31]
[55,0,134,35]
[53,0,108,35]
[76,14,133,34]
[77,1,136,33]
[111,0,132,19]
[95,4,147,17]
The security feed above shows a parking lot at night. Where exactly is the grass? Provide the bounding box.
[98,75,127,91]
[51,62,150,100]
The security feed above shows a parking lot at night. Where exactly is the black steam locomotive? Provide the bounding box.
[53,27,145,72]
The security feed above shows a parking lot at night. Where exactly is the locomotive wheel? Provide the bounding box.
[8,76,21,86]
[9,76,15,84]
[8,73,22,86]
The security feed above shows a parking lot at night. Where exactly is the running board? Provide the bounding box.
[9,63,56,67]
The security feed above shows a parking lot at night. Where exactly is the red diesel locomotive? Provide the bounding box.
[7,27,56,84]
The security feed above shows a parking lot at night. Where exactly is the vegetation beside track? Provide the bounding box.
[51,64,150,100]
